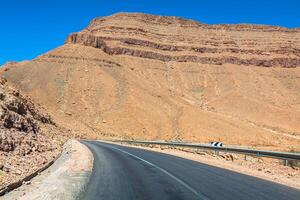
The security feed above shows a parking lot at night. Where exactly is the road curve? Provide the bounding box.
[80,141,300,200]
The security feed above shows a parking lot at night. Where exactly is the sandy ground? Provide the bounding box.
[111,141,300,190]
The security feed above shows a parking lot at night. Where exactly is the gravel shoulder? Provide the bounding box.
[1,139,93,200]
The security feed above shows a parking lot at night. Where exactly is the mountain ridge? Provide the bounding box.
[90,13,300,31]
[65,12,300,68]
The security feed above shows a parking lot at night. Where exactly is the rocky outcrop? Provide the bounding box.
[0,79,53,141]
[67,33,300,68]
[67,34,300,56]
[65,13,300,68]
[0,77,64,188]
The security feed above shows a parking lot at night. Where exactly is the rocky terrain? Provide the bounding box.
[2,13,300,151]
[0,77,65,188]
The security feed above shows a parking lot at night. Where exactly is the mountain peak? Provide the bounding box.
[86,12,299,32]
[88,12,205,30]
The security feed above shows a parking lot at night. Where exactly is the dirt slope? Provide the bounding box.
[2,13,300,151]
[0,77,65,188]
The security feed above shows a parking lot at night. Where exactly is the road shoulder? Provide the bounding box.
[1,139,93,200]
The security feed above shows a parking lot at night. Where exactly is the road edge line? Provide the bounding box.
[110,145,210,200]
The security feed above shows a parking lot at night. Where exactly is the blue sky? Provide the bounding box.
[1,0,300,65]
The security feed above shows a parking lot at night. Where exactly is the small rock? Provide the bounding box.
[102,119,106,123]
[225,154,234,161]
[288,173,294,177]
[2,166,10,173]
[258,168,263,171]
[14,170,22,175]
[65,112,72,116]
[23,181,31,185]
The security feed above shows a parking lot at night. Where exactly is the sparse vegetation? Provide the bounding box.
[191,86,204,93]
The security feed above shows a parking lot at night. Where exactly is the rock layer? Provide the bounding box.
[66,13,300,68]
[67,33,300,68]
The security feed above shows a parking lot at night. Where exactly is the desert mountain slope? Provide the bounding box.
[0,78,64,187]
[2,13,300,150]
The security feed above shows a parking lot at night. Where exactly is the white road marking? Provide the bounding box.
[109,145,210,200]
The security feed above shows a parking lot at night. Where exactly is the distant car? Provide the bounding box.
[210,142,223,147]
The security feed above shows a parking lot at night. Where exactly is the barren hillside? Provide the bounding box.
[0,78,65,188]
[2,13,300,150]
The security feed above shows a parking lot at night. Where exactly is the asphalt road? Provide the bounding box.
[80,141,300,200]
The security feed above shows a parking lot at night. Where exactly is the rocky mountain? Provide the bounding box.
[0,77,64,187]
[2,13,300,150]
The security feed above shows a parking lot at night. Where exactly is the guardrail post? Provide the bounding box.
[284,160,289,166]
[244,154,247,161]
[215,150,219,156]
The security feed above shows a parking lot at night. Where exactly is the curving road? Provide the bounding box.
[80,141,300,200]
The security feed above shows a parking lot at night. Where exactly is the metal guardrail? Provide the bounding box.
[115,140,300,162]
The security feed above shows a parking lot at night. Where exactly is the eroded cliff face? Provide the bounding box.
[66,13,300,68]
[2,13,300,151]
